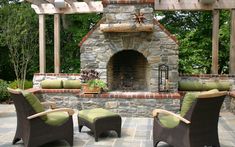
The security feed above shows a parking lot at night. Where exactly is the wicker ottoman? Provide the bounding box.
[78,108,122,142]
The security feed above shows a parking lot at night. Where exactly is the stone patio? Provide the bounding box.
[0,104,235,147]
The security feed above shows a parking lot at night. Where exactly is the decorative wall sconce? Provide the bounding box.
[54,0,66,8]
[158,64,169,92]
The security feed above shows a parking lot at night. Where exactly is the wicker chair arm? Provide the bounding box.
[27,108,75,120]
[152,109,190,124]
[41,101,56,109]
[197,91,227,98]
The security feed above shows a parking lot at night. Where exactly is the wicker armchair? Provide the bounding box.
[8,88,74,147]
[152,90,227,147]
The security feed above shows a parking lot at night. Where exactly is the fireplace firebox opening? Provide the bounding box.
[107,50,150,91]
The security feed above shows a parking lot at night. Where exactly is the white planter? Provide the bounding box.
[200,0,216,4]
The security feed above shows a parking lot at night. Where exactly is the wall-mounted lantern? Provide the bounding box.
[158,64,169,92]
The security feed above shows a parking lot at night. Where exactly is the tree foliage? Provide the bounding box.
[0,1,101,81]
[0,1,38,88]
[158,11,230,74]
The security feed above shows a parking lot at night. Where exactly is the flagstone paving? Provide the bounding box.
[0,104,235,147]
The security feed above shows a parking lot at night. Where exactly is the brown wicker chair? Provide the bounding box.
[8,88,75,147]
[152,91,227,147]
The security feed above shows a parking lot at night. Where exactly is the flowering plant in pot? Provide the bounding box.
[80,69,107,94]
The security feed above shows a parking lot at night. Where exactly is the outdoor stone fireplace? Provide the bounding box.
[80,2,179,92]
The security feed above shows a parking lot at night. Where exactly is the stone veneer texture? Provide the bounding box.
[40,93,181,117]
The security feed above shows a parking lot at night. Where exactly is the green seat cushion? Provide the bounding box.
[63,80,81,89]
[178,81,203,91]
[180,92,198,117]
[41,80,63,89]
[45,111,69,126]
[21,90,47,120]
[78,108,118,123]
[159,114,180,128]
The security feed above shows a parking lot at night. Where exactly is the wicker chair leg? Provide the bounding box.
[153,140,160,147]
[25,139,34,147]
[115,129,121,137]
[12,137,21,145]
[12,124,21,144]
[65,137,73,147]
[79,125,83,132]
[94,130,99,142]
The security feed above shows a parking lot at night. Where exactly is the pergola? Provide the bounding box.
[25,0,235,74]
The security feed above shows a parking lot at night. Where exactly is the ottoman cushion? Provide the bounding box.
[78,108,122,141]
[78,108,118,123]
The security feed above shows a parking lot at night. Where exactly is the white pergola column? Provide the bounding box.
[39,14,46,73]
[54,14,60,73]
[212,10,219,74]
[230,9,235,74]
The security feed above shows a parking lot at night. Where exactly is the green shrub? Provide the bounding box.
[9,80,33,90]
[0,79,10,102]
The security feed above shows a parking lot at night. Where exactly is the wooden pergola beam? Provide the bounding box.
[155,0,235,11]
[25,0,49,6]
[30,1,103,14]
[39,15,46,73]
[65,0,77,6]
[54,14,60,73]
[230,10,235,74]
[212,10,219,74]
[45,0,54,3]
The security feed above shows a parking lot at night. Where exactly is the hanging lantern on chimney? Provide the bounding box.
[158,64,169,92]
[54,0,66,8]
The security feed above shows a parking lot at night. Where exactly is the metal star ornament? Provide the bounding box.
[133,12,145,24]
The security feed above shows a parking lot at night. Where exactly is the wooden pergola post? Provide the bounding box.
[230,9,235,74]
[39,14,46,73]
[212,10,219,74]
[54,14,60,73]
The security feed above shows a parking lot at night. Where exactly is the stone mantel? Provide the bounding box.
[100,23,154,32]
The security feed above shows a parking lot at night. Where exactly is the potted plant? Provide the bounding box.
[80,69,107,94]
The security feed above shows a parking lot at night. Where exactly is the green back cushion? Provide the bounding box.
[180,92,198,117]
[63,80,81,89]
[21,91,47,120]
[179,80,231,91]
[45,112,69,126]
[178,81,203,91]
[79,108,118,123]
[204,81,231,91]
[159,115,180,128]
[41,80,63,89]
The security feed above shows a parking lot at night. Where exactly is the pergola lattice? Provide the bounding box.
[25,0,235,74]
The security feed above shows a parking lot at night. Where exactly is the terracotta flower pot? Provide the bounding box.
[82,83,101,94]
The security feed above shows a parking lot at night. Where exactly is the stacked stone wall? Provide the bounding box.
[40,93,180,117]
